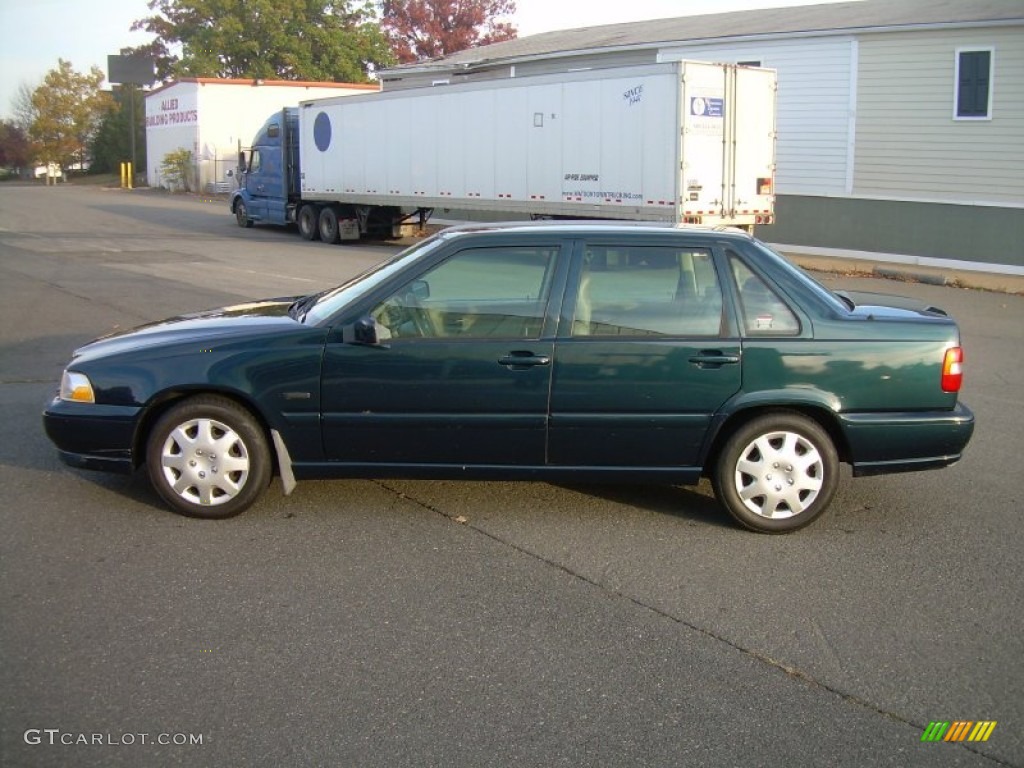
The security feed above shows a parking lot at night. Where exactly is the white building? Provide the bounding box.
[144,78,379,192]
[380,0,1024,274]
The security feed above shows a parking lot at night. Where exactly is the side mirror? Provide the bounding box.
[226,169,234,178]
[343,316,384,346]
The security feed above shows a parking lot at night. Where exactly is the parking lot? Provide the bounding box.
[1,185,1021,767]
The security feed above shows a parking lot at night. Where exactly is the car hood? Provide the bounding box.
[834,290,952,320]
[72,298,303,361]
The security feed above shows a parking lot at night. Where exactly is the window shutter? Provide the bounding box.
[957,50,991,118]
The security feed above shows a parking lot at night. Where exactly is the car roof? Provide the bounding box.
[437,220,756,241]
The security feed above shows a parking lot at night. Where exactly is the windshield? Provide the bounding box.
[300,234,450,325]
[751,240,851,313]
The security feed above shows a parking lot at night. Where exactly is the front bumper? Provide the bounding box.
[840,402,975,477]
[42,397,142,474]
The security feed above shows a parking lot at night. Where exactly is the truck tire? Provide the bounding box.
[298,205,320,241]
[235,200,253,228]
[319,207,340,244]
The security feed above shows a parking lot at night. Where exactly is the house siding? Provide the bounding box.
[621,37,858,197]
[855,26,1024,204]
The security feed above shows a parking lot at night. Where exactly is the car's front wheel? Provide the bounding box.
[713,412,838,533]
[145,396,271,519]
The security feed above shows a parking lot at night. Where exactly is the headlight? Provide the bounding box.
[60,371,95,403]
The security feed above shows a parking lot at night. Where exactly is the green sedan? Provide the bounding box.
[43,223,974,533]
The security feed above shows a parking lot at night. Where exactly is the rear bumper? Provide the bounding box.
[42,397,140,474]
[840,402,974,477]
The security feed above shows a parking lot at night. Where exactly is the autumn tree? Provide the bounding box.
[29,60,113,179]
[0,120,32,174]
[129,0,394,82]
[12,82,39,133]
[380,0,517,63]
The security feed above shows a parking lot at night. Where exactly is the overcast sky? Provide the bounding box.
[0,0,857,119]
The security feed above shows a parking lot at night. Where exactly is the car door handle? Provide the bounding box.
[498,352,551,369]
[689,350,740,369]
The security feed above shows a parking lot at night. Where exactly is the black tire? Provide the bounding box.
[318,207,340,244]
[145,395,272,519]
[298,204,320,241]
[712,412,839,533]
[235,200,253,228]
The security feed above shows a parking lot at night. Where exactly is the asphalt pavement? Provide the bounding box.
[1,185,1021,767]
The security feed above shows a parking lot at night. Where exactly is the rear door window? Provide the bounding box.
[571,246,723,337]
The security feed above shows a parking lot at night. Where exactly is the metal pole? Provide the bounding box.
[128,84,136,186]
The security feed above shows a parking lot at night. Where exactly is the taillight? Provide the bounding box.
[941,346,963,392]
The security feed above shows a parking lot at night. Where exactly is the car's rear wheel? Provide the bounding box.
[145,396,271,519]
[297,204,320,241]
[318,207,340,244]
[235,200,253,228]
[713,412,838,533]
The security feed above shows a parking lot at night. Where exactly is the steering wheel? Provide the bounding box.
[403,292,435,338]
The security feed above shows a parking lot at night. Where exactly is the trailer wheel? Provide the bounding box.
[235,200,253,228]
[297,205,320,241]
[318,207,340,244]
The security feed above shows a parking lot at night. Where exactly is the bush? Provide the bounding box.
[160,148,194,192]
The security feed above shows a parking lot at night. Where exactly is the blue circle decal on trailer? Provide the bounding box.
[313,112,332,152]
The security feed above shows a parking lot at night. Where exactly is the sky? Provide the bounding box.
[0,0,856,120]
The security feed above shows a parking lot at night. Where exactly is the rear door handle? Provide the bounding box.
[689,350,740,369]
[498,352,551,369]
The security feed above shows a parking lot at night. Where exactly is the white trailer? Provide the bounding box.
[232,62,776,240]
[307,61,774,227]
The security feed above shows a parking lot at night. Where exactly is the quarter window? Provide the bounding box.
[729,255,799,335]
[955,48,993,119]
[371,246,558,340]
[572,246,723,337]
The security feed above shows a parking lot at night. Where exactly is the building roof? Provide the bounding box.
[146,78,380,98]
[382,0,1024,74]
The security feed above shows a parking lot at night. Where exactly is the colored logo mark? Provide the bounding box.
[313,112,332,152]
[921,721,997,742]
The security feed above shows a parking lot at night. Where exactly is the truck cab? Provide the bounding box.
[230,108,299,228]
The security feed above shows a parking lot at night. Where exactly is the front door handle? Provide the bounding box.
[498,352,551,369]
[689,350,740,369]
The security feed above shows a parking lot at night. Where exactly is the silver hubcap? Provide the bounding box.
[160,418,250,506]
[734,430,824,519]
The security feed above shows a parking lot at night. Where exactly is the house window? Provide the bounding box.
[955,48,993,120]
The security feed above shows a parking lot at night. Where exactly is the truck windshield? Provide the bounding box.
[300,235,449,325]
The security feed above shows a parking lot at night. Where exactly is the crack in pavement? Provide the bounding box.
[372,479,1014,767]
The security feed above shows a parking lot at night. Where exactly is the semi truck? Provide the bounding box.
[229,61,776,242]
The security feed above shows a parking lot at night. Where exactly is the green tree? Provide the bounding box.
[29,60,112,177]
[88,86,146,175]
[129,0,394,82]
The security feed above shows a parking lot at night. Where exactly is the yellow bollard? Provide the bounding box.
[120,162,127,188]
[127,162,133,190]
